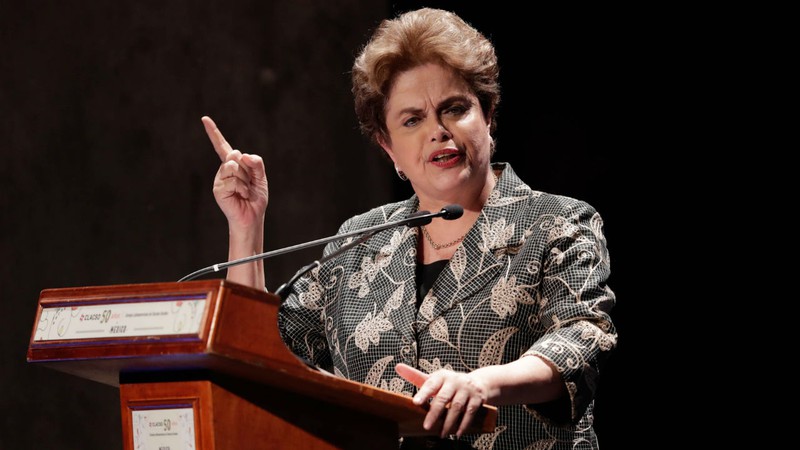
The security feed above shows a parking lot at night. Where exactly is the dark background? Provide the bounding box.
[1,1,662,448]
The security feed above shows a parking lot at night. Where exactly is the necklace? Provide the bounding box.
[420,225,465,250]
[418,170,498,250]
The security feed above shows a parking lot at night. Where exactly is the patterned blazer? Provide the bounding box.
[278,162,617,450]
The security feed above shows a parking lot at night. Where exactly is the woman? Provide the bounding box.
[203,8,617,449]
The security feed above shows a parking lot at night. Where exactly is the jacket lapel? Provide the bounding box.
[424,164,533,323]
[358,199,423,347]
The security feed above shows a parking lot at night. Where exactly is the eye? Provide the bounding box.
[443,104,468,116]
[402,116,421,127]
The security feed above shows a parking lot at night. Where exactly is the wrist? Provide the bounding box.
[228,225,264,258]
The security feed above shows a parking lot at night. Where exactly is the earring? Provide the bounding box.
[395,166,408,181]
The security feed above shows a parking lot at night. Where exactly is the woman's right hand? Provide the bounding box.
[201,116,268,232]
[202,115,268,290]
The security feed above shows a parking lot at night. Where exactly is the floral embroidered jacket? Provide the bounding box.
[278,163,617,449]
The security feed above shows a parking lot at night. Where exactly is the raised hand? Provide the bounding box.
[202,115,268,289]
[202,116,268,232]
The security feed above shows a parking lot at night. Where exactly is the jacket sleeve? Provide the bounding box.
[276,216,357,371]
[521,197,617,425]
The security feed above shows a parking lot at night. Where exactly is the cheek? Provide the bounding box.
[386,133,424,161]
[462,121,491,151]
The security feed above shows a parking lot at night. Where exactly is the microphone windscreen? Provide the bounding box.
[441,204,464,220]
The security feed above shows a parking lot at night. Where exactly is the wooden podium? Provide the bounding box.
[27,280,496,449]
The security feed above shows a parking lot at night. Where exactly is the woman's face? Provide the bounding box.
[379,63,493,205]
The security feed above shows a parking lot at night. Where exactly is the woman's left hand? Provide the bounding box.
[395,363,489,438]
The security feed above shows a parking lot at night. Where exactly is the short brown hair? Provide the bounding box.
[351,8,500,146]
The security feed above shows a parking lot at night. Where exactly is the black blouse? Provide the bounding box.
[416,259,448,307]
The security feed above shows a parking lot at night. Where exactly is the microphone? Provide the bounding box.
[273,204,462,299]
[178,204,463,283]
[439,203,463,220]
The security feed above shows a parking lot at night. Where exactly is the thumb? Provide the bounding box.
[240,153,267,181]
[395,363,429,388]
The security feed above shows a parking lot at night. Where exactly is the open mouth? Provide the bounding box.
[432,153,458,163]
[428,151,463,168]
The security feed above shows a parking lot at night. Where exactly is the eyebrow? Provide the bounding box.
[391,94,473,119]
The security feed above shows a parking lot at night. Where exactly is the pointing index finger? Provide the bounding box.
[201,115,233,161]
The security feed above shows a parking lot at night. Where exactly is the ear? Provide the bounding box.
[376,133,397,164]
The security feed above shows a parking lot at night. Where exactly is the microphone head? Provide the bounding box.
[440,204,464,220]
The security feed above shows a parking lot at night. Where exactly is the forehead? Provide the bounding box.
[385,63,473,112]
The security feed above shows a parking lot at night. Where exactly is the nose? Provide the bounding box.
[430,122,452,142]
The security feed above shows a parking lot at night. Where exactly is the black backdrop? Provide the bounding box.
[1,1,656,448]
